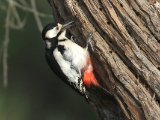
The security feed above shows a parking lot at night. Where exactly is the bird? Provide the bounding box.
[41,21,126,120]
[41,21,113,100]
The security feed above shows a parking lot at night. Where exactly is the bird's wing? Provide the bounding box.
[45,49,85,95]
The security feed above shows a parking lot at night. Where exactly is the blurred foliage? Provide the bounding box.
[0,0,98,120]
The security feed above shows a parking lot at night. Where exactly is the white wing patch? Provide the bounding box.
[53,48,80,83]
[53,47,87,93]
[58,40,89,70]
[55,31,89,94]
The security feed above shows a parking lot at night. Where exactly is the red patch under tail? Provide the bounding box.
[82,58,99,88]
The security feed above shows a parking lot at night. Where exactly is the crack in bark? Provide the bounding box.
[48,0,160,119]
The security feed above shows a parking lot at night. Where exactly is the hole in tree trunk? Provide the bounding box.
[120,3,123,7]
[99,8,102,11]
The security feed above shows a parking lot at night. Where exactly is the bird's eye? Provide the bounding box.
[56,27,59,30]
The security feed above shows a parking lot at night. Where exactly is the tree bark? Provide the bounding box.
[48,0,160,120]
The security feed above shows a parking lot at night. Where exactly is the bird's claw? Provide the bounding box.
[86,32,94,51]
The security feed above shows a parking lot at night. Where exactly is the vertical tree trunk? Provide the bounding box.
[48,0,160,120]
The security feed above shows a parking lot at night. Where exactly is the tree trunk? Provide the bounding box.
[48,0,160,120]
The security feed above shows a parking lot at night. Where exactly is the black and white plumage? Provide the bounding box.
[41,21,116,104]
[41,21,123,120]
[42,22,92,96]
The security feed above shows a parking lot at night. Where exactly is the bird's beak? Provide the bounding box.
[61,21,74,31]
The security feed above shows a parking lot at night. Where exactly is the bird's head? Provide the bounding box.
[42,21,74,41]
[42,21,74,49]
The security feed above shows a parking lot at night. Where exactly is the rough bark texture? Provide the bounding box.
[48,0,160,120]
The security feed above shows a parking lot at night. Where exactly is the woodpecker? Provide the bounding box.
[41,21,124,120]
[42,21,107,98]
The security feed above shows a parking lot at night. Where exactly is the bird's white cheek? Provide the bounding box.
[45,27,58,38]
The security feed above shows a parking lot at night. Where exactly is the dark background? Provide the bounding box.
[0,0,97,120]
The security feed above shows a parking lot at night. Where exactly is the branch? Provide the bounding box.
[0,0,52,87]
[48,0,160,120]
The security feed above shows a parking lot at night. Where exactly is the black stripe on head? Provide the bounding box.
[59,39,67,42]
[56,30,63,39]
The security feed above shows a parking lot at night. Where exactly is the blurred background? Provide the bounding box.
[0,0,97,120]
